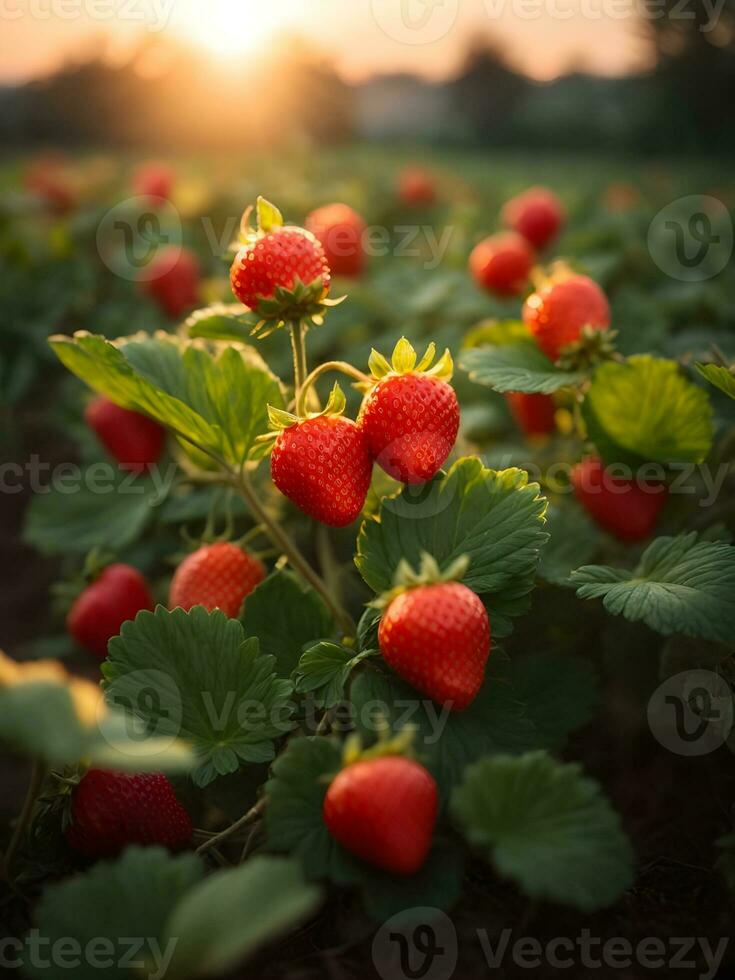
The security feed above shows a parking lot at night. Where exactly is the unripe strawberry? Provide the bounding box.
[169,542,266,619]
[398,167,436,206]
[506,392,556,437]
[572,456,668,542]
[358,338,459,485]
[324,756,437,875]
[469,232,534,298]
[502,186,565,250]
[67,564,155,660]
[85,396,165,474]
[378,556,491,711]
[141,245,200,319]
[66,769,192,859]
[306,203,366,278]
[523,273,611,362]
[133,161,174,203]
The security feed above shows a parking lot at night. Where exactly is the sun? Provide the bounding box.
[173,0,300,60]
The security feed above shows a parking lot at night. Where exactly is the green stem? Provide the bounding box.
[196,797,267,856]
[2,759,45,880]
[289,320,308,400]
[234,469,356,637]
[296,361,371,418]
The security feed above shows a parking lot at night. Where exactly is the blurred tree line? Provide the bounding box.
[1,4,733,154]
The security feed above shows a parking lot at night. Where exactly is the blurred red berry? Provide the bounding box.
[572,456,668,542]
[398,167,436,206]
[469,232,535,297]
[523,273,611,362]
[133,161,174,203]
[502,187,565,250]
[506,392,557,436]
[306,203,366,278]
[85,396,165,474]
[67,564,155,660]
[141,246,200,319]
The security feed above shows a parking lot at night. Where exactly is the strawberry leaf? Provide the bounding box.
[241,570,333,678]
[452,752,633,912]
[582,355,713,467]
[349,654,596,798]
[184,303,260,341]
[293,642,377,708]
[356,458,548,638]
[49,331,284,469]
[460,342,587,394]
[264,737,465,920]
[697,362,735,401]
[572,532,735,643]
[102,607,294,787]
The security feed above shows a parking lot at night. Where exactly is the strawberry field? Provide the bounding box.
[2,146,735,979]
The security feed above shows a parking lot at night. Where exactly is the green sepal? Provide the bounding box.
[256,196,284,233]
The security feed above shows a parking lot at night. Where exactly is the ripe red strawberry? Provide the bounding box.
[358,339,459,485]
[379,581,491,711]
[67,564,155,660]
[398,167,436,206]
[133,160,174,202]
[502,186,564,250]
[506,392,556,436]
[523,273,611,362]
[141,245,200,318]
[572,456,668,542]
[323,756,438,875]
[469,232,534,298]
[85,396,165,474]
[306,203,366,278]
[169,542,266,618]
[24,157,75,215]
[271,416,372,527]
[230,214,331,314]
[66,769,192,858]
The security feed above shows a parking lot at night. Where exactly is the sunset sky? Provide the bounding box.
[0,0,652,84]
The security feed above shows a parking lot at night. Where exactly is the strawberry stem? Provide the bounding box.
[289,320,308,401]
[296,361,370,418]
[1,758,45,881]
[195,795,267,856]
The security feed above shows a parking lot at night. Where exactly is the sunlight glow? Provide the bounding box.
[173,0,301,60]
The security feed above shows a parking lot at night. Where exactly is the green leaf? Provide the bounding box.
[50,332,284,469]
[102,607,294,787]
[572,532,735,644]
[697,362,735,401]
[184,303,259,342]
[28,847,203,980]
[582,356,713,466]
[462,319,531,349]
[356,458,548,638]
[265,737,464,920]
[350,652,595,798]
[452,752,633,912]
[538,504,603,586]
[293,642,376,708]
[241,571,333,677]
[460,342,587,394]
[23,469,165,556]
[165,857,321,979]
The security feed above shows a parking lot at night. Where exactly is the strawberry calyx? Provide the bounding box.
[370,551,471,611]
[256,382,347,449]
[322,723,418,783]
[555,325,620,371]
[361,337,453,393]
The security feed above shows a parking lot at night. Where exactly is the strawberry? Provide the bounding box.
[66,769,192,858]
[230,197,331,322]
[469,232,534,298]
[323,755,437,875]
[358,338,459,485]
[523,273,611,362]
[502,186,564,250]
[67,564,155,660]
[270,393,373,527]
[141,245,200,318]
[506,392,557,437]
[132,160,174,203]
[377,555,491,711]
[398,167,436,206]
[85,396,165,474]
[572,456,668,542]
[169,542,266,618]
[24,159,75,215]
[306,203,366,278]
